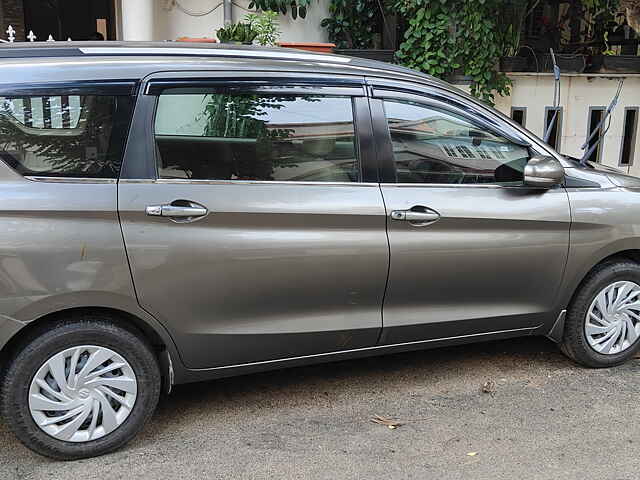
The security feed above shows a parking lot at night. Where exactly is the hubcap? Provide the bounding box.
[585,281,640,355]
[28,345,137,443]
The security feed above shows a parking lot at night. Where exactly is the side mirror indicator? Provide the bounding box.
[524,156,565,188]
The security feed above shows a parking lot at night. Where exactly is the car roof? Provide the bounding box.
[0,41,450,90]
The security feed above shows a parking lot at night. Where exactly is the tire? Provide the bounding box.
[0,313,161,460]
[561,259,640,368]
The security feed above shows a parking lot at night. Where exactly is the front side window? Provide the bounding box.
[0,93,132,178]
[154,91,359,182]
[382,99,530,185]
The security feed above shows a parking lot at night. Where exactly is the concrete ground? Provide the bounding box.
[1,337,639,480]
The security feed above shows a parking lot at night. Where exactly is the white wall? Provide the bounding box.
[461,74,640,175]
[151,0,330,42]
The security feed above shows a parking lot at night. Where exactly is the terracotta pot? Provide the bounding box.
[176,37,217,43]
[278,42,335,53]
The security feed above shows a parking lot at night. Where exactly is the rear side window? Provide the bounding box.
[154,91,359,182]
[0,93,133,178]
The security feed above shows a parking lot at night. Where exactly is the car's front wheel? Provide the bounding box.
[561,259,640,367]
[0,313,160,460]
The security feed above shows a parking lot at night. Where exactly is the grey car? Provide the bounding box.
[1,42,640,460]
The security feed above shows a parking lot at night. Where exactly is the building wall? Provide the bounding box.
[0,0,25,41]
[494,74,640,175]
[130,0,330,42]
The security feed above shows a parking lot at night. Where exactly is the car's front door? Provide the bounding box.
[118,74,388,369]
[369,84,571,345]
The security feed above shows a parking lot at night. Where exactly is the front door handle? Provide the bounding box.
[146,201,208,220]
[390,206,440,226]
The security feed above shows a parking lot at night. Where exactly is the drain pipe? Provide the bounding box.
[223,0,233,25]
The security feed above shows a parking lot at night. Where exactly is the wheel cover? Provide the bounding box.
[585,281,640,355]
[28,345,138,443]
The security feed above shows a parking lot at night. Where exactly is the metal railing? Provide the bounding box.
[2,26,77,129]
[3,25,70,43]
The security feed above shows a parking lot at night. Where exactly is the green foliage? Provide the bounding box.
[245,10,281,46]
[216,22,258,44]
[321,0,383,49]
[395,0,511,105]
[248,0,313,19]
[582,0,620,54]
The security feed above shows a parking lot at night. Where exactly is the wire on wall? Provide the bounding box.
[174,1,223,16]
[171,1,252,16]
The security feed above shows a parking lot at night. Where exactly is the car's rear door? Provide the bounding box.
[369,81,571,345]
[118,72,388,369]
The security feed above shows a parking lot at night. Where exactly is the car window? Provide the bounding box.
[382,99,530,185]
[0,94,132,178]
[154,91,359,182]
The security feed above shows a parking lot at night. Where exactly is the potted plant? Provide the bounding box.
[216,22,258,45]
[497,0,539,72]
[589,27,640,73]
[245,10,281,46]
[321,0,395,62]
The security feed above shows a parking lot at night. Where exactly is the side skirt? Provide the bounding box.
[173,325,541,385]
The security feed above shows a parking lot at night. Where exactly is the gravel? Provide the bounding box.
[2,337,639,480]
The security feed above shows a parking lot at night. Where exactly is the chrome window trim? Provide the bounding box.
[150,80,367,184]
[383,183,518,189]
[119,178,379,187]
[25,176,116,184]
[368,78,570,166]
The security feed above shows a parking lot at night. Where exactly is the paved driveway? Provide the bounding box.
[1,337,639,480]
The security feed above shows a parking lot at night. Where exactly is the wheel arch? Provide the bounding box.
[548,247,640,342]
[0,306,176,393]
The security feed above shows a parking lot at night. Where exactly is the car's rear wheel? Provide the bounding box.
[561,260,640,367]
[0,313,160,460]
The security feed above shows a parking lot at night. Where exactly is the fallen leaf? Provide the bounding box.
[482,380,496,394]
[467,452,478,457]
[371,415,402,428]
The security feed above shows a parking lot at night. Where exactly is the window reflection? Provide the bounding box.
[154,92,359,182]
[383,100,530,185]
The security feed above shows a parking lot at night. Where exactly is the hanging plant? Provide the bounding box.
[248,0,314,19]
[395,0,511,105]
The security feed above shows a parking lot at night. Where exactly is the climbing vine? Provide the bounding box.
[395,0,511,105]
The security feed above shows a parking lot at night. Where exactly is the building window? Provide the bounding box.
[511,107,527,128]
[620,107,638,167]
[586,106,606,163]
[544,107,563,151]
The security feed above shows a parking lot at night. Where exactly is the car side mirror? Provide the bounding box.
[524,156,565,188]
